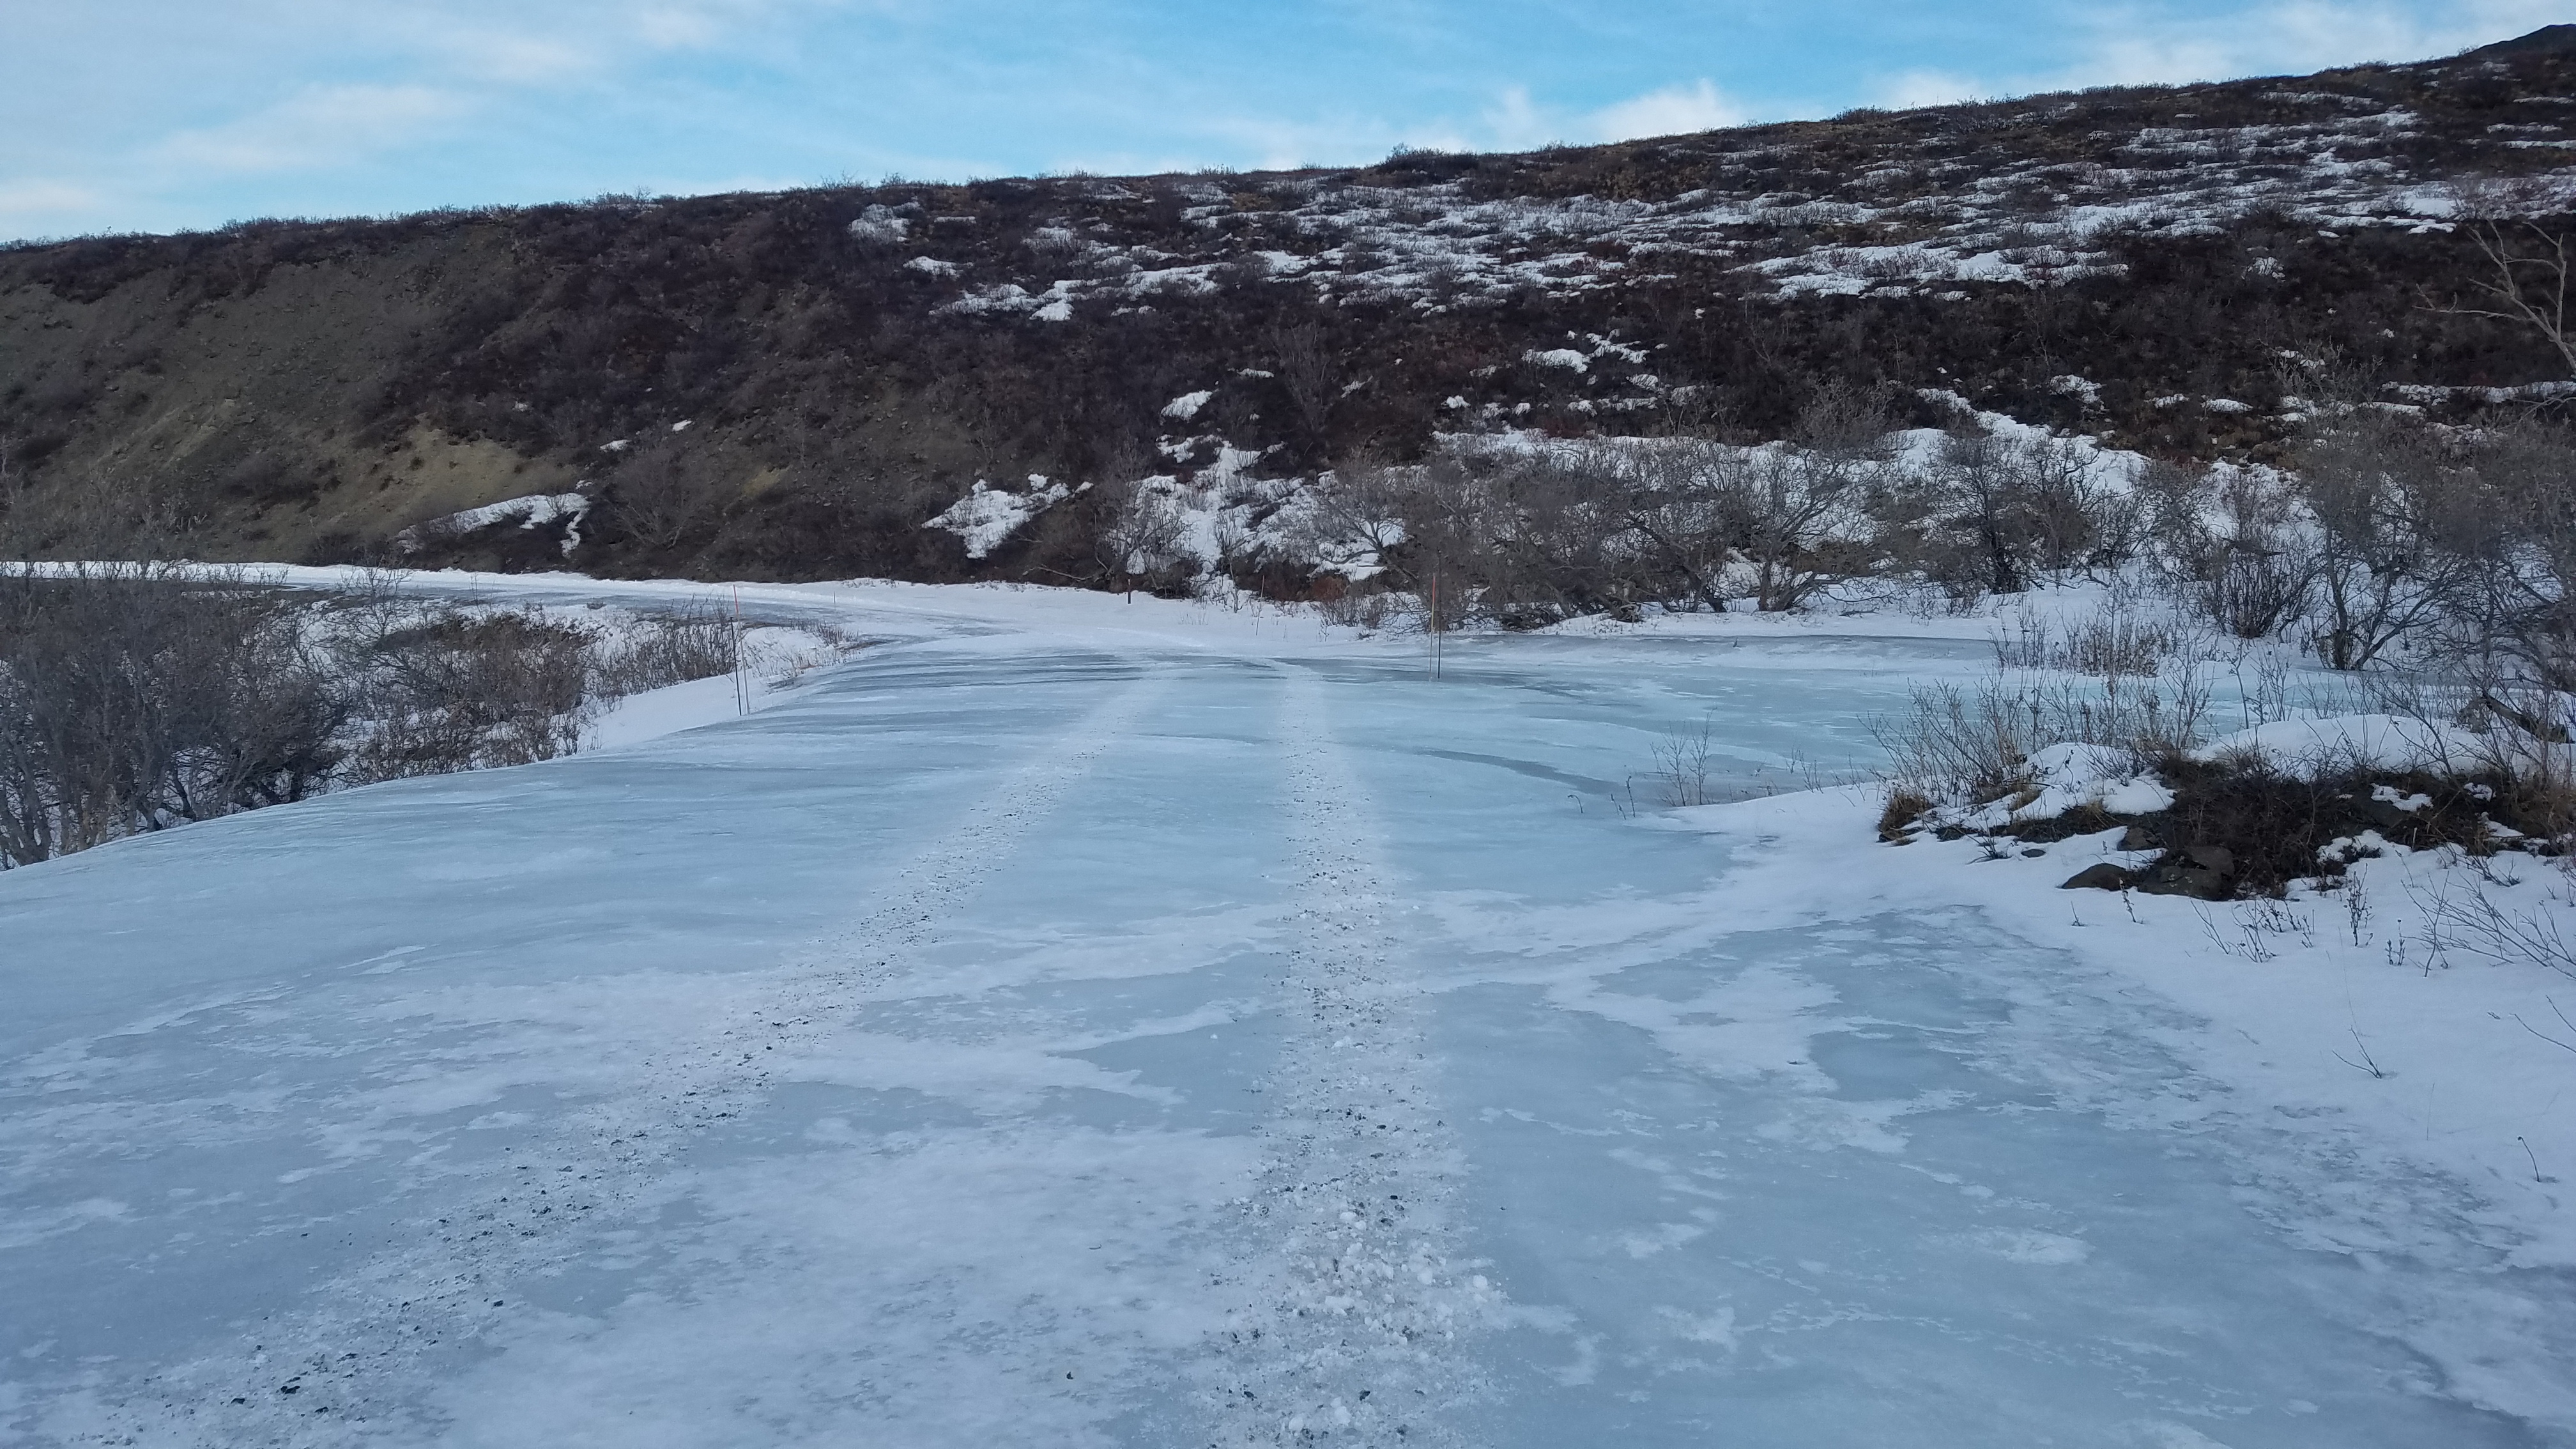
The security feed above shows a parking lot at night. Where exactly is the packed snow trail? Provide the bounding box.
[1197,668,1496,1447]
[3,585,2573,1447]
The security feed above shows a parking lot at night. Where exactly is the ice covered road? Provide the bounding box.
[4,583,2571,1447]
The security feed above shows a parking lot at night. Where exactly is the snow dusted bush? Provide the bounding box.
[1874,680,2059,808]
[0,565,346,866]
[1882,588,2216,814]
[2126,412,2576,687]
[0,574,769,867]
[341,606,599,781]
[586,599,739,698]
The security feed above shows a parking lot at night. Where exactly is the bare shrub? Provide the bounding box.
[1992,590,2191,678]
[2416,873,2576,977]
[0,570,798,866]
[1315,579,1397,630]
[1095,477,1193,597]
[1874,681,2045,803]
[0,566,346,867]
[1876,652,2209,808]
[1298,463,1414,583]
[2204,545,2314,640]
[2457,418,2576,691]
[1649,716,1720,807]
[346,608,599,779]
[1337,456,1486,633]
[1620,443,1739,615]
[0,563,842,866]
[607,438,737,554]
[0,471,208,559]
[589,602,740,697]
[1634,389,1889,613]
[1915,425,2116,596]
[1462,448,1644,627]
[2140,460,2317,639]
[2298,415,2494,670]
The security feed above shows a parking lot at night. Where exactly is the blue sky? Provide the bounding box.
[0,0,2559,241]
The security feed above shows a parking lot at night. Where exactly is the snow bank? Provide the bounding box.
[2195,714,2487,778]
[926,477,1081,558]
[1672,784,2576,1425]
[398,493,590,555]
[2021,742,2175,817]
[586,626,845,751]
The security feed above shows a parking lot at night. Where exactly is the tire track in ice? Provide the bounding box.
[789,658,1170,999]
[1201,666,1500,1449]
[611,652,1172,1115]
[68,656,1170,1448]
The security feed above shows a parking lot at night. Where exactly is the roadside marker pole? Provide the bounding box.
[1427,560,1444,681]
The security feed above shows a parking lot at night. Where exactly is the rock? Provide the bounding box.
[2118,824,2159,851]
[2362,798,2414,831]
[2021,847,2046,858]
[2133,847,2237,900]
[2060,862,2133,891]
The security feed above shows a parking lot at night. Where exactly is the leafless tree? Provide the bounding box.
[1093,477,1191,598]
[1618,391,1892,614]
[0,567,349,867]
[1622,441,1740,614]
[1389,457,1485,632]
[2297,417,2494,671]
[2141,460,2315,638]
[1738,390,1891,610]
[1298,461,1413,579]
[2451,418,2576,691]
[1270,323,1342,448]
[608,438,735,553]
[1934,427,2035,595]
[2446,221,2576,378]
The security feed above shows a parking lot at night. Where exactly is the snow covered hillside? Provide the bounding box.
[12,31,2576,579]
[4,576,2575,1446]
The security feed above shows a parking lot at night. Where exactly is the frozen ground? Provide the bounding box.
[4,575,2574,1447]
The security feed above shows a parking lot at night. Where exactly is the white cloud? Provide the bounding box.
[1133,76,1749,175]
[638,5,725,49]
[1480,85,1556,150]
[1589,78,1744,141]
[2061,0,2564,86]
[1182,107,1466,172]
[0,180,107,236]
[155,84,471,174]
[433,29,601,84]
[1462,78,1748,153]
[1873,68,1984,110]
[1901,0,2575,109]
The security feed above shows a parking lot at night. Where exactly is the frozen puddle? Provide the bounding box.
[2,605,2571,1447]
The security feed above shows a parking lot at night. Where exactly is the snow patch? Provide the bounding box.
[926,477,1081,558]
[398,493,590,556]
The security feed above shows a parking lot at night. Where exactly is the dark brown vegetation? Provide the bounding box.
[0,570,744,867]
[1970,760,2548,899]
[1885,735,2567,900]
[0,568,342,864]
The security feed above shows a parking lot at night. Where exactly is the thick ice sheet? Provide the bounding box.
[3,583,2572,1447]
